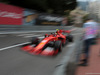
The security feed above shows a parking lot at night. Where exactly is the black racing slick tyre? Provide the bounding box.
[66,35,73,42]
[31,37,39,44]
[54,41,62,52]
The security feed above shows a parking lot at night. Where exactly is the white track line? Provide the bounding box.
[24,35,42,38]
[0,36,44,51]
[17,34,34,36]
[67,43,75,47]
[0,42,30,51]
[17,34,40,36]
[0,30,56,34]
[38,36,44,39]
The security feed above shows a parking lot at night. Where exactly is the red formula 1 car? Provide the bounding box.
[21,29,73,56]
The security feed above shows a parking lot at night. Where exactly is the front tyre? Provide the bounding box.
[31,37,39,44]
[54,41,62,52]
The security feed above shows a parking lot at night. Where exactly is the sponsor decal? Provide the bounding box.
[0,11,22,19]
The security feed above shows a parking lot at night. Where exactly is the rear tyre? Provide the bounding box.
[66,35,73,42]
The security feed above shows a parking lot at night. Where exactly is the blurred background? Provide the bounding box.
[0,0,99,26]
[0,0,100,26]
[1,0,99,26]
[0,0,100,75]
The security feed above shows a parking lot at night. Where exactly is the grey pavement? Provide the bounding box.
[0,32,81,75]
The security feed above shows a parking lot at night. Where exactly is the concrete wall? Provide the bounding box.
[53,34,83,75]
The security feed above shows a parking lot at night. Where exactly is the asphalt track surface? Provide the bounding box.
[0,32,81,75]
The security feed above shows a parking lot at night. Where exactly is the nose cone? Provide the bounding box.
[29,48,42,55]
[41,50,54,56]
[41,47,55,56]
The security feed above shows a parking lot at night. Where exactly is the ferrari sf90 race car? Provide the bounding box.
[21,29,73,56]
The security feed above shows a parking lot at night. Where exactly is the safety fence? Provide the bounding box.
[0,25,74,34]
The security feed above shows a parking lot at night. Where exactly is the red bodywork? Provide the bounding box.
[21,30,71,56]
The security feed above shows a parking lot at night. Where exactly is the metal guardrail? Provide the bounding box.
[0,25,74,34]
[0,25,73,30]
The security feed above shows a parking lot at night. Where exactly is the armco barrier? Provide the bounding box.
[0,25,73,30]
[0,25,74,34]
[53,34,83,75]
